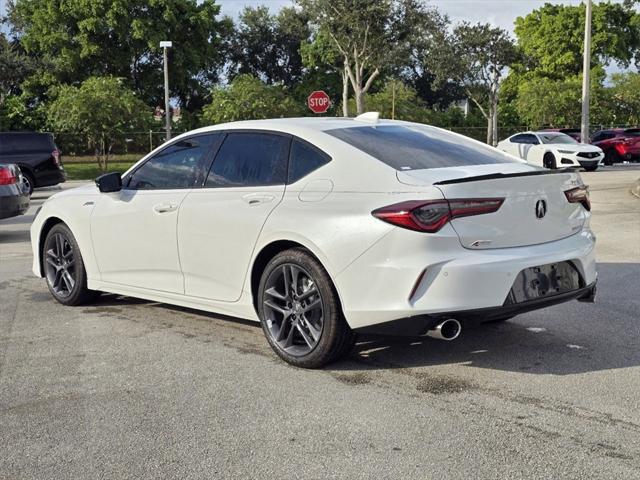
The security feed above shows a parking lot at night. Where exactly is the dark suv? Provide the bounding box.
[0,132,66,194]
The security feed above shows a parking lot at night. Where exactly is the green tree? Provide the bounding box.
[8,0,231,112]
[609,72,640,125]
[201,74,303,125]
[347,79,428,122]
[227,6,310,87]
[429,22,519,145]
[0,33,36,107]
[299,0,431,115]
[47,77,151,170]
[514,2,640,78]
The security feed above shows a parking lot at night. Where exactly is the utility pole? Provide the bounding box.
[581,0,592,144]
[160,41,173,140]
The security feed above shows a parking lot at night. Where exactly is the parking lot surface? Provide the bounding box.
[1,166,639,479]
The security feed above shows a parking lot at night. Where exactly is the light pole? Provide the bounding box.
[160,41,172,140]
[581,0,592,143]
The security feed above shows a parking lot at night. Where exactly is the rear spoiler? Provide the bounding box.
[434,167,579,186]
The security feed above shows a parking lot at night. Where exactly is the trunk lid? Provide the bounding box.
[397,165,588,249]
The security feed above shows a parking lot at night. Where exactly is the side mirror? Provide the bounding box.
[95,172,122,193]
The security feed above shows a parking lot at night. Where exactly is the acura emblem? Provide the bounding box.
[535,199,547,219]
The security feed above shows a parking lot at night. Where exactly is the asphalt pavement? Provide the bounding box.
[1,165,639,479]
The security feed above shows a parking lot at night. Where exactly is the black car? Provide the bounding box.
[0,132,66,195]
[0,163,30,220]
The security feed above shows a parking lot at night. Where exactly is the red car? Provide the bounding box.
[591,128,640,165]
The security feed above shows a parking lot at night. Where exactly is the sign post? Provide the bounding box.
[307,91,331,114]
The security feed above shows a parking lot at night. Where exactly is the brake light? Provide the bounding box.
[0,166,18,185]
[372,198,504,233]
[52,149,61,166]
[564,186,590,211]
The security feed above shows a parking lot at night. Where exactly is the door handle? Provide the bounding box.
[242,194,275,206]
[153,203,178,213]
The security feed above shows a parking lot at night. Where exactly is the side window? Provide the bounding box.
[288,139,331,184]
[510,134,526,144]
[523,134,539,145]
[205,132,290,187]
[127,134,220,190]
[591,132,604,142]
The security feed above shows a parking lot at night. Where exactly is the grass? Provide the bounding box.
[63,161,136,181]
[63,153,144,164]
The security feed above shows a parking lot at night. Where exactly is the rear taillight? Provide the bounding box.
[564,186,590,211]
[0,166,18,185]
[372,198,504,233]
[52,149,61,166]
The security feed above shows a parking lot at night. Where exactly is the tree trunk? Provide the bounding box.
[342,64,349,117]
[354,88,365,115]
[486,114,493,145]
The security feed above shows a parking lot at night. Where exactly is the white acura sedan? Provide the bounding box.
[497,131,604,171]
[31,115,597,368]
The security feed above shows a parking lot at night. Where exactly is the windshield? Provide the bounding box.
[538,133,578,145]
[325,124,517,170]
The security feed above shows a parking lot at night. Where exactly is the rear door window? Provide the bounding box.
[205,132,290,187]
[288,139,331,183]
[326,125,516,171]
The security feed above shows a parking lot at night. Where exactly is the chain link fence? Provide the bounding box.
[51,124,639,163]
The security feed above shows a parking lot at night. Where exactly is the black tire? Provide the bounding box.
[603,150,619,166]
[258,248,353,368]
[42,223,99,306]
[543,152,557,169]
[21,170,34,196]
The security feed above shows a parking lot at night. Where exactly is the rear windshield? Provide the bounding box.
[0,133,55,155]
[325,125,516,170]
[624,129,640,137]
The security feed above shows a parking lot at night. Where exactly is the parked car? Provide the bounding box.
[497,131,603,171]
[0,132,66,195]
[540,128,583,142]
[30,116,597,368]
[590,128,640,165]
[0,163,30,220]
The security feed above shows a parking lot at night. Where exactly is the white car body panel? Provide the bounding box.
[497,132,604,168]
[31,118,597,331]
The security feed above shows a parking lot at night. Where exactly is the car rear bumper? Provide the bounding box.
[356,281,597,335]
[0,186,30,219]
[34,164,66,188]
[335,225,597,330]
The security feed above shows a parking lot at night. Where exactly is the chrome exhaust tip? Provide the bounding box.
[426,318,462,341]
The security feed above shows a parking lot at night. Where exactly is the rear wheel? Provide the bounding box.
[258,248,355,368]
[21,170,34,195]
[543,152,557,169]
[603,150,619,166]
[43,223,98,306]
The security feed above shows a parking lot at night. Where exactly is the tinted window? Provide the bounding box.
[326,125,515,170]
[127,134,220,190]
[511,134,538,145]
[624,129,640,137]
[205,133,290,187]
[288,139,330,183]
[592,132,614,142]
[0,133,55,154]
[538,133,577,145]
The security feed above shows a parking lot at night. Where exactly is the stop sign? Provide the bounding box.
[307,90,331,114]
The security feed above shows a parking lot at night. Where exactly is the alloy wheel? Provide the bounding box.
[44,232,76,298]
[262,263,324,357]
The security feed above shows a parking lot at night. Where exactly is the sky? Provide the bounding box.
[216,0,591,33]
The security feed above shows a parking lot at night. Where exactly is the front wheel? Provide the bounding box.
[258,248,355,368]
[21,170,34,196]
[543,152,557,169]
[43,223,99,306]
